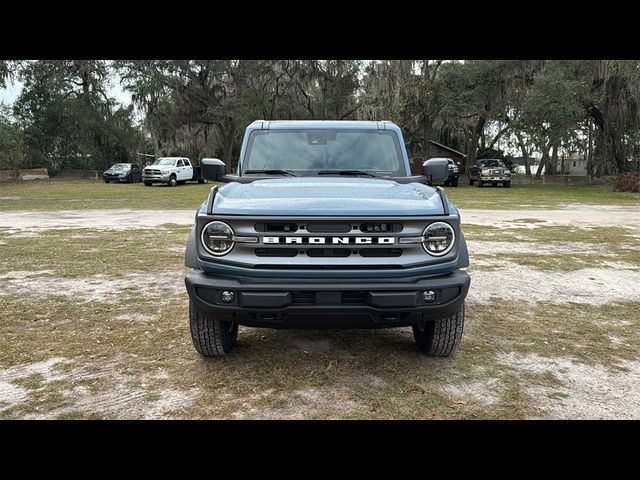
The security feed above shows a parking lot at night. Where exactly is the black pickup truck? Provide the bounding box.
[468,158,511,188]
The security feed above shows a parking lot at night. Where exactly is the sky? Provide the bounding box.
[0,78,132,107]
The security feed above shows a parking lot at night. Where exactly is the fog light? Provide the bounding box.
[221,291,235,303]
[423,290,436,303]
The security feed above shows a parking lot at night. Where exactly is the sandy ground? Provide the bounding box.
[0,204,638,231]
[1,203,640,419]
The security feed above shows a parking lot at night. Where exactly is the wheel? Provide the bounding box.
[504,181,511,188]
[451,177,459,187]
[412,302,465,357]
[144,182,152,187]
[197,178,206,184]
[477,177,483,187]
[104,179,109,183]
[168,175,177,187]
[189,300,238,357]
[444,180,450,186]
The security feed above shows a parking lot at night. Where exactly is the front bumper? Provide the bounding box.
[142,174,169,183]
[103,174,128,182]
[480,174,510,182]
[185,269,470,328]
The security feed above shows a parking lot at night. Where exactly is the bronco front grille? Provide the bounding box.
[202,216,442,269]
[253,248,402,258]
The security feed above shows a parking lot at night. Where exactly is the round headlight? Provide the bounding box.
[201,221,234,256]
[422,222,455,256]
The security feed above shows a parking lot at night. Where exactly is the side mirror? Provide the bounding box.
[201,158,227,181]
[422,158,449,185]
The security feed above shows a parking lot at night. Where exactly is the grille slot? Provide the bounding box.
[255,223,298,232]
[306,223,352,233]
[306,248,351,257]
[341,291,367,305]
[291,291,315,305]
[255,248,298,257]
[359,223,403,233]
[359,248,402,257]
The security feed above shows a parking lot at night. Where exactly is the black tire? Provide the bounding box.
[477,177,483,187]
[104,179,109,183]
[504,181,511,188]
[451,177,459,187]
[168,175,177,187]
[189,300,238,356]
[144,182,152,187]
[412,302,465,357]
[197,178,206,184]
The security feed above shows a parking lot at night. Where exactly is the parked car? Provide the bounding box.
[468,158,511,188]
[142,157,206,186]
[103,163,142,183]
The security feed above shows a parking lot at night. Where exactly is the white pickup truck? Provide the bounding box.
[142,157,206,187]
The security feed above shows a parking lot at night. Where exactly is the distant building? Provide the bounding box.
[557,154,588,176]
[512,156,540,175]
[410,141,467,174]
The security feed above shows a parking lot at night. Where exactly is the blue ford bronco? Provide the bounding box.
[184,120,470,356]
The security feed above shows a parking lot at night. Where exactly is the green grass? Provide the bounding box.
[1,178,639,418]
[0,226,191,277]
[462,224,638,244]
[1,178,638,212]
[445,183,640,209]
[1,226,638,419]
[0,179,215,211]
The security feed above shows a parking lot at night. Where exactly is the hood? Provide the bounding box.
[211,177,446,216]
[145,165,172,171]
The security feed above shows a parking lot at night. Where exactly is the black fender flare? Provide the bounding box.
[185,226,199,268]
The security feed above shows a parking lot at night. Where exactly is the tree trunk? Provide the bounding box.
[515,132,531,177]
[220,122,237,167]
[467,113,486,168]
[422,116,432,159]
[549,142,559,175]
[535,146,549,179]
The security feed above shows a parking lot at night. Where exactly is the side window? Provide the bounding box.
[177,160,184,167]
[183,159,191,167]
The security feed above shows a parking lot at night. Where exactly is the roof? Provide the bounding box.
[429,140,467,158]
[249,120,399,131]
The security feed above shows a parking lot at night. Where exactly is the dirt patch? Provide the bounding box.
[0,209,194,230]
[0,356,199,419]
[460,204,640,231]
[466,240,614,255]
[289,338,335,353]
[0,272,185,303]
[467,265,640,305]
[441,378,503,406]
[498,352,640,419]
[233,386,361,419]
[113,313,155,322]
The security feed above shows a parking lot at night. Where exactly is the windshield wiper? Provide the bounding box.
[317,170,380,178]
[244,169,298,177]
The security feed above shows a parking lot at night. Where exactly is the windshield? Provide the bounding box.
[244,129,405,176]
[153,158,176,166]
[110,163,130,170]
[479,159,505,168]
